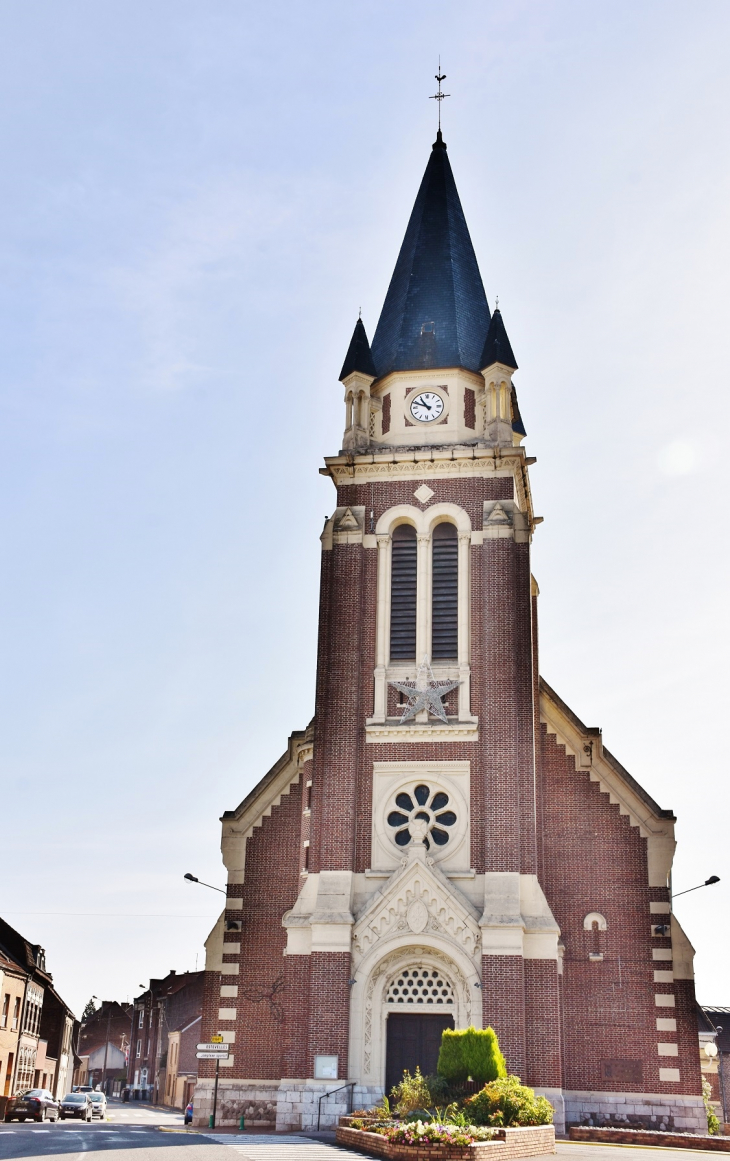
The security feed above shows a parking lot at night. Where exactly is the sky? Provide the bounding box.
[0,0,728,1019]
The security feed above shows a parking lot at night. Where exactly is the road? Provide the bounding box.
[1,1102,725,1161]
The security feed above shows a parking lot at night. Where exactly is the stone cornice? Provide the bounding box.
[321,446,536,528]
[365,721,479,743]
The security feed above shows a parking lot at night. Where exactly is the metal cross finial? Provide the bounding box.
[429,58,450,132]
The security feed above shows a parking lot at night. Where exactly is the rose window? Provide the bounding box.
[386,967,454,1006]
[386,784,457,849]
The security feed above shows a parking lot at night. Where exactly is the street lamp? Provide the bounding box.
[184,873,226,895]
[673,876,720,900]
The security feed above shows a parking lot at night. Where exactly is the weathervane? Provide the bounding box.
[429,58,450,133]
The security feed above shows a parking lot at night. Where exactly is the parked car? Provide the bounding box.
[89,1092,107,1119]
[184,1102,193,1125]
[59,1093,93,1121]
[4,1089,59,1122]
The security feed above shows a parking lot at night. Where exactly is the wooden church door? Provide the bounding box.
[385,1013,454,1095]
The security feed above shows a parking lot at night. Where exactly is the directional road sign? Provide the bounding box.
[197,1042,229,1051]
[197,1049,229,1059]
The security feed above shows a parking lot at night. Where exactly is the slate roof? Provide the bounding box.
[370,133,491,379]
[701,1007,730,1053]
[339,317,377,381]
[480,307,518,371]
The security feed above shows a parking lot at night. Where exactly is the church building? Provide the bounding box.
[195,129,704,1134]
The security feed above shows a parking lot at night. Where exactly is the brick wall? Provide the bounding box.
[539,725,702,1097]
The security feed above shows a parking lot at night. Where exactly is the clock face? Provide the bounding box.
[410,391,445,423]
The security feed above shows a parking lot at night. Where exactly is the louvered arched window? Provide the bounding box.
[390,524,417,659]
[431,523,458,659]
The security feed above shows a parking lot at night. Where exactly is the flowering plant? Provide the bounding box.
[371,1119,494,1145]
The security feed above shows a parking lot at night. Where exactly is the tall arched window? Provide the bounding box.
[432,523,458,659]
[390,524,417,659]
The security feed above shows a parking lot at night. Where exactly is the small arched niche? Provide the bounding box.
[583,912,608,931]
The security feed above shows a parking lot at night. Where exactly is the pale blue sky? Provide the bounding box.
[1,0,728,1016]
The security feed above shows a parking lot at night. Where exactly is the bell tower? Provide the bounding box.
[301,128,561,1099]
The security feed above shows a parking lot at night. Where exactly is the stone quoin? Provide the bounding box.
[193,129,705,1135]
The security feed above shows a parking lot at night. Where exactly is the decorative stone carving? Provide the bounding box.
[406,899,428,933]
[352,846,481,962]
[414,483,435,504]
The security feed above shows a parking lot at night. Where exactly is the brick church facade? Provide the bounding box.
[195,131,704,1133]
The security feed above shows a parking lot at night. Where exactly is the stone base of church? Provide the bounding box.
[193,1080,704,1136]
[563,1090,707,1134]
[192,1078,383,1130]
[533,1089,565,1136]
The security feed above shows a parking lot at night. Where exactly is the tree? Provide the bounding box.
[81,998,98,1022]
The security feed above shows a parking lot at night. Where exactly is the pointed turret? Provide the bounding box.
[479,307,523,445]
[479,307,518,371]
[370,134,490,378]
[339,317,377,452]
[339,317,377,381]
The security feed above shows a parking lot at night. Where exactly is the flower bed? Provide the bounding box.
[336,1123,556,1159]
[569,1127,730,1152]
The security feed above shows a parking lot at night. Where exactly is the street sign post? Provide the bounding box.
[196,1040,229,1127]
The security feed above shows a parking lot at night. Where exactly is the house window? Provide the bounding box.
[1,995,8,1029]
[138,1010,144,1028]
[431,523,458,658]
[11,998,20,1031]
[390,524,417,659]
[136,1039,141,1058]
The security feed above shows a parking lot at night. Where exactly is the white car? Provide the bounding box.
[89,1092,107,1119]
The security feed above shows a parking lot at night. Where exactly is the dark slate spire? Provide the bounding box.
[370,134,490,378]
[339,317,377,381]
[479,307,518,371]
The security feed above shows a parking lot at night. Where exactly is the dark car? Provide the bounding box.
[59,1093,93,1121]
[4,1089,59,1122]
[184,1101,193,1125]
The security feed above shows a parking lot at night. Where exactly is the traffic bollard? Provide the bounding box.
[239,1116,245,1130]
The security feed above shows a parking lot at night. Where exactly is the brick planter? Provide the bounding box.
[336,1123,555,1159]
[569,1127,730,1151]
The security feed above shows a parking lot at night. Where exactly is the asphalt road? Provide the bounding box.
[1,1102,725,1161]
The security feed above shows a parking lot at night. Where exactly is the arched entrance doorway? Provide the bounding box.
[383,964,456,1094]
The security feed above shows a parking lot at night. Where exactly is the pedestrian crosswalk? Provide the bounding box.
[205,1134,367,1159]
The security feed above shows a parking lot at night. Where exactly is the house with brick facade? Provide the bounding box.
[128,970,203,1103]
[195,129,705,1134]
[0,919,76,1112]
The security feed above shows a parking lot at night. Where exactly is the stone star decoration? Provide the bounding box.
[389,657,460,724]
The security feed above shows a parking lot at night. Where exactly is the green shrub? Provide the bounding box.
[390,1067,432,1115]
[437,1028,469,1083]
[464,1075,554,1127]
[437,1026,507,1085]
[425,1073,452,1104]
[703,1078,720,1135]
[463,1026,507,1084]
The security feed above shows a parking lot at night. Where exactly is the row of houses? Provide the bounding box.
[127,969,204,1109]
[0,918,77,1118]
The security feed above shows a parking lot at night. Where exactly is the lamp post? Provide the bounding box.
[672,876,720,900]
[183,873,226,894]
